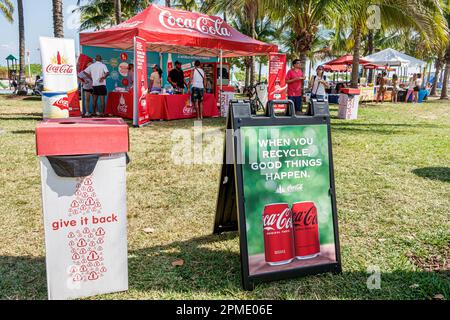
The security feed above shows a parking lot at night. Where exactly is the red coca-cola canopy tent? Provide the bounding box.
[325,54,370,66]
[79,4,278,57]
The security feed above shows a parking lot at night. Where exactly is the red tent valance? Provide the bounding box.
[80,4,278,58]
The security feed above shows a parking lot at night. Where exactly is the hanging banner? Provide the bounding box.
[133,37,150,127]
[268,53,288,114]
[39,37,80,117]
[214,101,341,290]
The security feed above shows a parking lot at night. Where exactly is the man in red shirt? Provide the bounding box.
[286,59,305,113]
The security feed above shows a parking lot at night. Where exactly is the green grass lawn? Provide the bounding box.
[0,95,448,300]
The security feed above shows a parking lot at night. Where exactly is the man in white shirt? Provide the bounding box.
[84,55,110,116]
[188,60,206,120]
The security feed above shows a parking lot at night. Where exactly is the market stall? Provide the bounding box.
[79,4,278,125]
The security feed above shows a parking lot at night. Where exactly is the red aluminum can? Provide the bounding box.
[262,203,294,266]
[291,201,320,259]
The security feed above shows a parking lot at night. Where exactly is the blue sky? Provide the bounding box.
[0,0,82,65]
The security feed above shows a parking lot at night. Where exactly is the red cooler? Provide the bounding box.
[36,118,129,300]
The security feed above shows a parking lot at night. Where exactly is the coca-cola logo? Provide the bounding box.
[117,95,128,113]
[158,9,232,37]
[263,208,292,231]
[46,64,74,74]
[183,106,194,115]
[52,97,69,111]
[292,206,317,227]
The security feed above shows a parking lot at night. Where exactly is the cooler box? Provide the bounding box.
[36,118,129,300]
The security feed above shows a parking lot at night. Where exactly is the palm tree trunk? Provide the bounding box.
[17,0,26,95]
[351,26,362,88]
[114,0,121,24]
[244,58,250,88]
[440,43,450,100]
[430,56,442,96]
[258,57,262,83]
[52,0,64,38]
[367,30,374,83]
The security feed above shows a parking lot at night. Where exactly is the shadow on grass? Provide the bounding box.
[1,231,449,299]
[412,167,450,183]
[22,97,42,101]
[10,130,35,135]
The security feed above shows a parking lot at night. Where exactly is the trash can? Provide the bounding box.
[36,118,129,300]
[338,88,360,120]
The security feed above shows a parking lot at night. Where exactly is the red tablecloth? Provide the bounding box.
[106,92,219,120]
[105,91,134,119]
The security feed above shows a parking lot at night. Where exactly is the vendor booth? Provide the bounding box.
[79,4,278,125]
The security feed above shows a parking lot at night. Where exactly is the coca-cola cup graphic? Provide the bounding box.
[262,203,295,266]
[291,201,320,260]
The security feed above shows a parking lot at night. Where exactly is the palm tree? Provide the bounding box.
[114,0,122,24]
[202,0,262,86]
[173,0,198,11]
[440,3,450,99]
[266,0,339,74]
[344,0,448,88]
[53,0,64,37]
[0,0,13,22]
[17,0,26,95]
[76,0,151,31]
[430,55,444,96]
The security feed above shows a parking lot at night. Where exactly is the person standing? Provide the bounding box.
[188,60,206,120]
[414,73,423,103]
[168,61,186,94]
[376,71,387,103]
[126,63,134,90]
[150,65,162,92]
[83,55,110,116]
[405,74,416,103]
[286,59,305,113]
[308,65,329,100]
[391,74,399,103]
[78,61,94,117]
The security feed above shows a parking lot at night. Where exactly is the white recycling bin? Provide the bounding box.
[35,118,129,300]
[338,88,361,120]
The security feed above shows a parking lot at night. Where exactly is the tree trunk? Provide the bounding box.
[440,43,450,100]
[367,30,374,83]
[244,58,250,89]
[351,26,362,88]
[165,0,170,8]
[114,0,122,24]
[430,57,442,96]
[258,57,262,83]
[52,0,64,38]
[17,0,26,95]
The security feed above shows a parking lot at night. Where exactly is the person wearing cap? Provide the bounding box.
[308,65,329,100]
[286,59,305,113]
[168,61,186,94]
[83,55,110,116]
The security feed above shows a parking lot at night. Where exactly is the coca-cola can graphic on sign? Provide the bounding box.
[291,201,320,259]
[262,203,295,266]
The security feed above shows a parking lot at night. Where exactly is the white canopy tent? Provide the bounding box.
[364,48,427,83]
[364,48,426,68]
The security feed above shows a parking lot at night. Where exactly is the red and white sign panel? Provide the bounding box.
[39,37,80,117]
[268,53,288,113]
[133,37,150,127]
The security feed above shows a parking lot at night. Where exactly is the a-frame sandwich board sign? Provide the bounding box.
[214,100,342,290]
